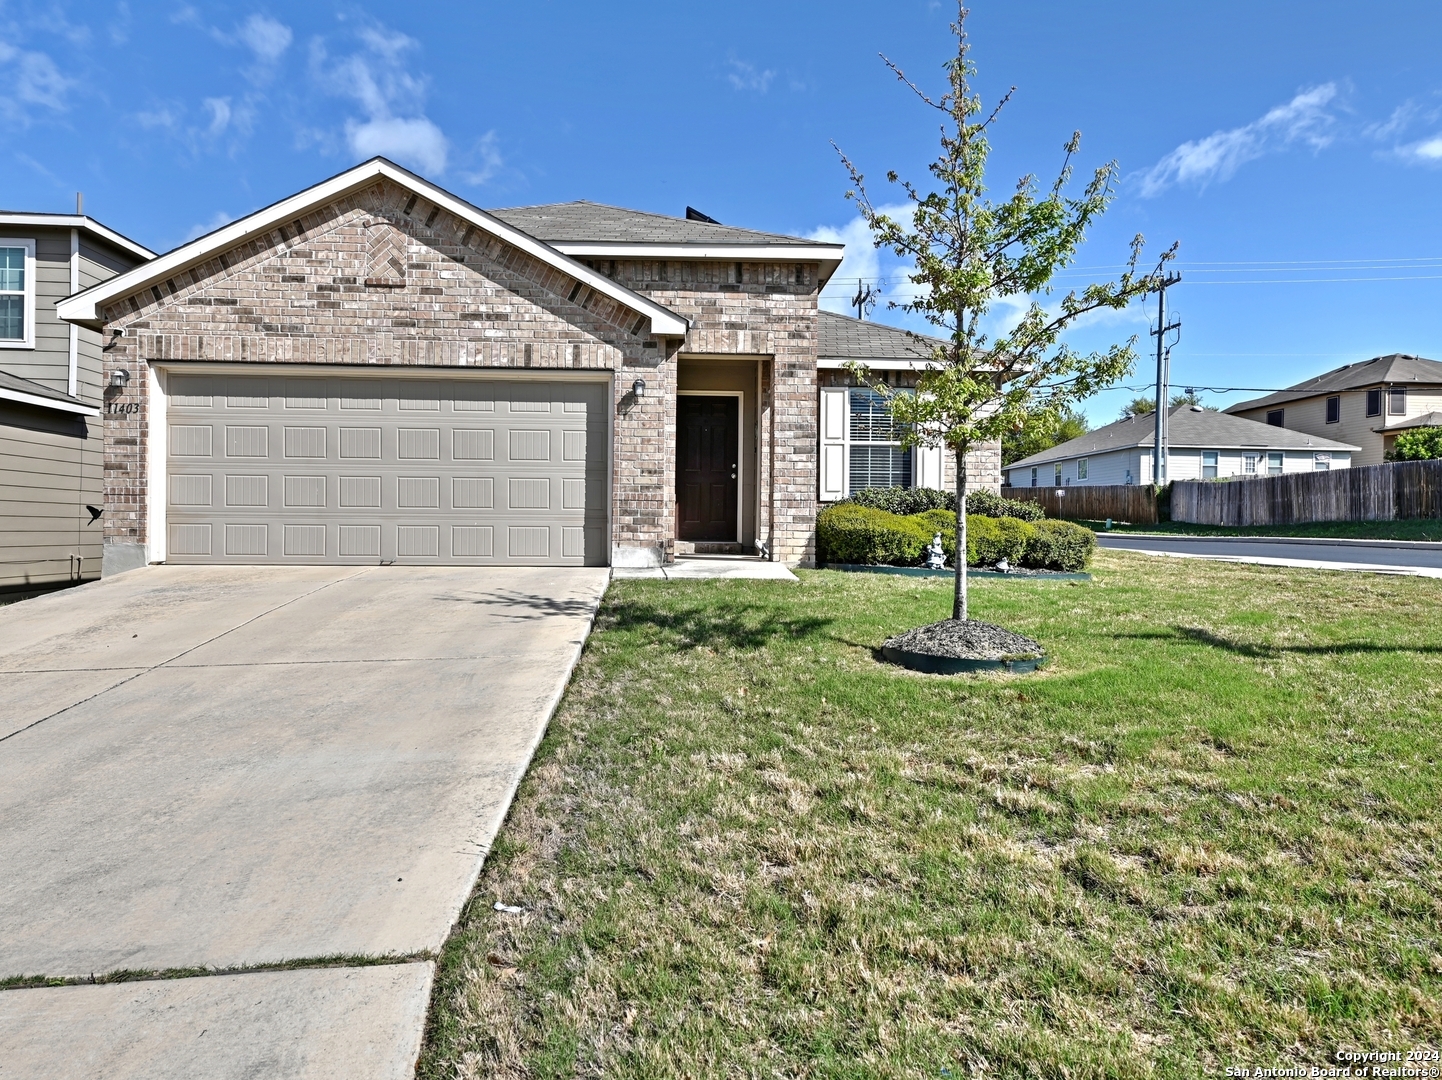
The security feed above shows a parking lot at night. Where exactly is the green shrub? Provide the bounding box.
[817,504,930,565]
[846,485,1045,521]
[966,489,1046,522]
[848,486,954,516]
[1024,519,1096,571]
[1387,427,1442,462]
[966,515,1034,567]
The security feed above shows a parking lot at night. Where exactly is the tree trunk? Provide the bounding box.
[954,444,968,622]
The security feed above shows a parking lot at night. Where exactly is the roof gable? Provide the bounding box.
[1007,405,1360,470]
[1227,353,1442,413]
[56,159,688,336]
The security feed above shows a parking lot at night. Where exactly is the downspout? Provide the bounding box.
[67,228,80,396]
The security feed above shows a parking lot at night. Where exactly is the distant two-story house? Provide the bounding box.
[1227,354,1442,467]
[0,213,154,594]
[1003,404,1357,488]
[53,158,997,577]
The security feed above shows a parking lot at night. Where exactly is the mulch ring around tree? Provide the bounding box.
[880,619,1047,675]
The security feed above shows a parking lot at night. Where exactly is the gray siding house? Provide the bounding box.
[1,214,153,594]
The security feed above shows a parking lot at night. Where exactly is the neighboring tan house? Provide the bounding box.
[816,310,1000,502]
[1227,354,1442,467]
[1,213,154,594]
[58,158,863,572]
[1003,404,1358,488]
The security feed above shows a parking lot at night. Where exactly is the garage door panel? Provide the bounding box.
[165,374,608,566]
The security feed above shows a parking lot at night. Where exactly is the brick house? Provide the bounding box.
[57,159,997,574]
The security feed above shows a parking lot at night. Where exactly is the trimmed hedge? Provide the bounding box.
[848,485,1045,522]
[818,504,1095,570]
[816,503,930,566]
[1024,520,1096,572]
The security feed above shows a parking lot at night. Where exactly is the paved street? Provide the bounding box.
[0,564,607,1079]
[1098,533,1442,577]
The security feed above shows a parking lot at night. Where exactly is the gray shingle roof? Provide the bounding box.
[0,368,92,409]
[486,201,819,246]
[1007,405,1360,470]
[1227,354,1442,413]
[1375,410,1442,433]
[818,310,949,361]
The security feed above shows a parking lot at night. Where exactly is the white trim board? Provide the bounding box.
[551,242,844,285]
[57,158,689,338]
[677,389,745,546]
[0,384,99,416]
[0,214,156,261]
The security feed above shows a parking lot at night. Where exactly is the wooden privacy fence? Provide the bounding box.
[1171,459,1442,526]
[1004,484,1159,524]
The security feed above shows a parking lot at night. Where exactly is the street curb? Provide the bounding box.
[1097,534,1442,551]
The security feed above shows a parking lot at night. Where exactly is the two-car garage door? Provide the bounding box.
[162,371,609,566]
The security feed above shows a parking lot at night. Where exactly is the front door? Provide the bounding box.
[677,395,738,541]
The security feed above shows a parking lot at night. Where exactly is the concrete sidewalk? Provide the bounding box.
[0,564,607,1078]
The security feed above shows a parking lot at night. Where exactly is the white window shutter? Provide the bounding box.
[916,444,943,491]
[819,387,847,501]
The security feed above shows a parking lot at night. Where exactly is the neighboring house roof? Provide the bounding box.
[0,368,100,416]
[1375,410,1442,433]
[488,201,845,283]
[817,310,948,368]
[1007,405,1360,470]
[0,213,156,262]
[1227,354,1442,413]
[55,158,689,337]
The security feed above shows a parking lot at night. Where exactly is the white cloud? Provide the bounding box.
[727,58,774,93]
[0,41,73,117]
[346,116,449,174]
[1399,136,1442,163]
[1139,83,1338,197]
[810,206,929,320]
[459,130,504,185]
[238,14,292,64]
[204,97,232,135]
[311,22,449,174]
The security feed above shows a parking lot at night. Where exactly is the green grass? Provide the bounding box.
[1079,518,1442,541]
[419,551,1442,1078]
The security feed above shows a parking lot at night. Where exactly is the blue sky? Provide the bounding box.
[4,0,1440,424]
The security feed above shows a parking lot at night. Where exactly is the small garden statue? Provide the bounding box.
[924,533,947,570]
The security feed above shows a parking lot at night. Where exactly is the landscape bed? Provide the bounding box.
[421,550,1442,1078]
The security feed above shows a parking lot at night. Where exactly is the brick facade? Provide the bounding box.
[93,178,823,568]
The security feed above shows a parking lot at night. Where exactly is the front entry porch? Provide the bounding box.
[675,357,762,556]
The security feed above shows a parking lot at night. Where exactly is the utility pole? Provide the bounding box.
[1150,271,1181,486]
[851,280,878,321]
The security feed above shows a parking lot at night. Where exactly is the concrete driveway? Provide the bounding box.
[0,564,607,1079]
[1098,533,1442,577]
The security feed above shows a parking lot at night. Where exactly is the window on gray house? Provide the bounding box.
[846,387,911,494]
[1267,451,1284,475]
[1078,457,1088,480]
[1389,387,1406,415]
[1054,463,1062,486]
[1325,396,1340,423]
[1201,450,1219,479]
[1314,453,1331,471]
[1366,389,1382,417]
[1243,454,1257,475]
[1030,467,1038,487]
[1266,409,1284,427]
[0,247,25,340]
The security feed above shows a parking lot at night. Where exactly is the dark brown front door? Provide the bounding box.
[677,395,739,541]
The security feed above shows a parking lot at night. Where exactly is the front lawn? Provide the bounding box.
[420,551,1442,1078]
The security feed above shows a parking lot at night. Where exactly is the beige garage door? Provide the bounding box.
[163,372,608,566]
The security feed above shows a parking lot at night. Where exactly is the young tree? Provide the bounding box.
[835,3,1175,622]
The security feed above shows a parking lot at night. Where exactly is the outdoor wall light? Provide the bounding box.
[632,378,646,399]
[110,369,130,388]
